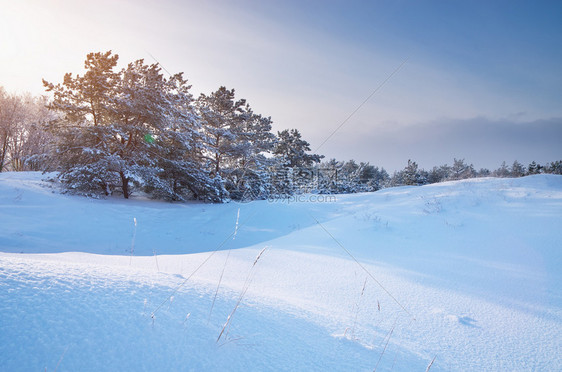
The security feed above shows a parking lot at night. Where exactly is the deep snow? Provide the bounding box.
[1,172,561,371]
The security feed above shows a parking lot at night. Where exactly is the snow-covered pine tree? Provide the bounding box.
[427,164,449,184]
[493,161,511,178]
[477,168,491,177]
[390,169,405,187]
[338,160,361,193]
[314,158,340,194]
[225,109,276,200]
[196,87,245,179]
[448,158,475,180]
[527,161,542,175]
[510,160,526,177]
[44,51,122,196]
[546,160,562,175]
[130,71,223,202]
[357,162,390,191]
[402,159,426,186]
[315,159,389,193]
[196,87,278,200]
[272,128,323,194]
[45,51,217,200]
[274,129,322,168]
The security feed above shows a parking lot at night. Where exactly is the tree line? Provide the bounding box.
[1,51,560,201]
[29,51,322,201]
[289,157,561,195]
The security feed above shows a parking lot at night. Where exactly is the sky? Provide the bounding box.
[1,0,561,171]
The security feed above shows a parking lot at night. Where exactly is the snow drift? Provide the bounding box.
[1,172,561,371]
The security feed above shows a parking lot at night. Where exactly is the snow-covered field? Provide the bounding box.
[1,172,561,371]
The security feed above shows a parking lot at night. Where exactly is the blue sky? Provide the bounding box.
[1,0,560,171]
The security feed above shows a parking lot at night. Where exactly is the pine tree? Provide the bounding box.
[358,163,389,191]
[510,160,526,177]
[477,168,491,177]
[196,87,277,200]
[314,158,340,194]
[273,128,323,194]
[402,159,426,186]
[136,72,222,201]
[527,161,542,175]
[196,87,246,179]
[44,51,215,200]
[274,129,322,168]
[493,161,511,178]
[44,51,122,196]
[546,160,562,175]
[427,164,451,184]
[225,110,276,200]
[448,158,475,180]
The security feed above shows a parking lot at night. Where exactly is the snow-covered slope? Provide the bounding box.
[1,172,561,371]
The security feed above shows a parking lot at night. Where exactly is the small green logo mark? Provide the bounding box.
[144,133,154,144]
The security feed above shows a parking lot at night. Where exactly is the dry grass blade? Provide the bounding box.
[308,212,415,320]
[129,217,137,266]
[53,345,69,372]
[253,246,267,266]
[209,208,240,321]
[216,246,269,343]
[150,208,261,318]
[216,286,248,343]
[351,276,368,339]
[425,355,437,372]
[373,318,398,372]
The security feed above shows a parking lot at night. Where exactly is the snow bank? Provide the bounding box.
[1,172,561,371]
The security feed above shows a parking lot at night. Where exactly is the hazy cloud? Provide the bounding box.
[320,116,562,171]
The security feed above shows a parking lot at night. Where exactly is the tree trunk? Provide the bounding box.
[120,171,130,199]
[214,134,221,176]
[0,134,9,172]
[215,153,220,176]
